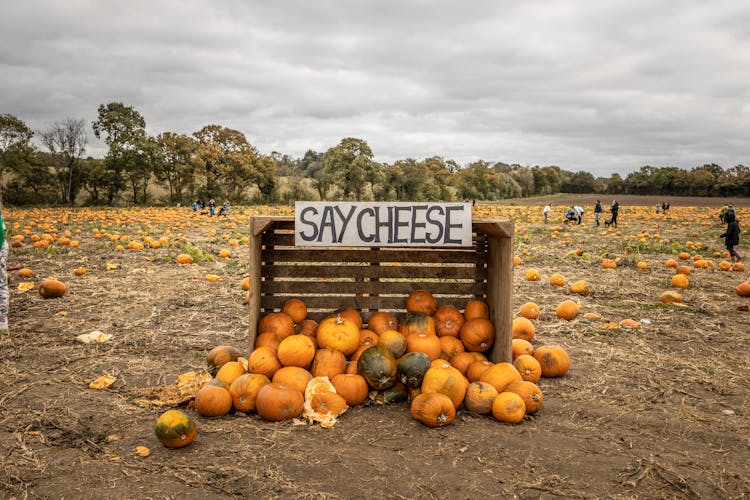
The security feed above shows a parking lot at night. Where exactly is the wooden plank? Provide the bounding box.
[488,223,514,362]
[261,264,486,280]
[262,248,485,264]
[259,295,478,312]
[263,232,489,248]
[262,280,485,295]
[473,219,514,239]
[248,227,264,350]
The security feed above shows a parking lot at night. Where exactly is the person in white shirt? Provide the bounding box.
[543,204,551,223]
[572,205,584,225]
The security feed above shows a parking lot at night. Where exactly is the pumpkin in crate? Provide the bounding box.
[276,334,316,368]
[366,311,399,334]
[254,332,282,352]
[331,373,369,405]
[258,312,295,339]
[405,333,442,361]
[378,330,408,358]
[154,409,197,449]
[359,329,379,346]
[272,367,313,394]
[421,362,468,409]
[295,319,318,338]
[491,391,526,424]
[439,336,465,360]
[411,392,456,428]
[229,373,270,413]
[434,305,465,337]
[463,381,498,415]
[465,360,493,383]
[464,299,489,320]
[207,345,242,376]
[338,307,363,329]
[459,318,495,352]
[449,352,477,376]
[248,346,282,378]
[194,379,233,417]
[316,315,360,356]
[405,289,437,315]
[399,312,436,337]
[311,348,347,379]
[215,360,246,385]
[534,345,571,377]
[397,351,431,388]
[281,299,307,324]
[357,346,398,390]
[255,383,305,422]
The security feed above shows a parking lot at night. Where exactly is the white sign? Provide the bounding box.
[294,202,473,247]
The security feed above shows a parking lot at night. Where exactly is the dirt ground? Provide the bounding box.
[2,199,749,499]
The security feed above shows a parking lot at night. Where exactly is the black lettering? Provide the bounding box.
[425,206,444,244]
[334,205,357,243]
[357,208,375,243]
[410,205,428,244]
[393,206,410,244]
[444,205,464,245]
[298,206,319,242]
[319,206,337,243]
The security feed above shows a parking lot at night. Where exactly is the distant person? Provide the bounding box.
[662,201,670,214]
[564,208,577,224]
[543,203,551,223]
[218,200,230,217]
[208,198,216,216]
[655,202,660,214]
[192,200,199,212]
[606,200,619,228]
[572,205,584,225]
[719,204,729,224]
[720,208,742,263]
[594,200,603,226]
[0,204,8,330]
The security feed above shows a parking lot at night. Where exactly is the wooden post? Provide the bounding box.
[248,217,275,350]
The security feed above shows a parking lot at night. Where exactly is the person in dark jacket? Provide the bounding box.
[594,200,603,226]
[607,200,619,228]
[720,209,742,262]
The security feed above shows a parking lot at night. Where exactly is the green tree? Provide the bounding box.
[322,138,383,200]
[155,132,198,204]
[0,114,35,205]
[561,171,596,193]
[79,157,108,205]
[455,161,521,200]
[39,118,88,204]
[92,102,149,205]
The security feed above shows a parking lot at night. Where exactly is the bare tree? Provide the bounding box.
[40,118,87,204]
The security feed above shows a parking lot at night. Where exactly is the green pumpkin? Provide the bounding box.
[380,382,409,404]
[397,351,432,388]
[399,312,436,336]
[357,346,397,390]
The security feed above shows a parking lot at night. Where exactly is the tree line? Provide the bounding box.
[1,105,748,206]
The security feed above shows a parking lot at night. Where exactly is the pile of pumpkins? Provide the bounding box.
[171,290,570,443]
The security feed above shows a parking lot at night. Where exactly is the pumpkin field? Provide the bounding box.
[2,195,749,499]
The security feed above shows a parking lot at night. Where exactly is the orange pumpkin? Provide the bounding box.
[247,346,282,378]
[399,312,436,337]
[439,336,465,360]
[665,258,678,268]
[194,379,233,417]
[311,348,347,379]
[421,362,468,409]
[18,268,34,278]
[405,333,442,361]
[601,259,617,269]
[295,319,318,338]
[511,338,534,360]
[254,332,282,352]
[434,305,465,337]
[491,391,526,423]
[511,317,535,342]
[570,280,590,296]
[464,299,489,320]
[175,254,193,265]
[556,300,581,321]
[255,383,305,421]
[310,392,348,416]
[735,282,750,297]
[331,373,369,406]
[281,299,307,324]
[277,334,316,368]
[405,289,437,315]
[465,360,494,382]
[459,318,495,352]
[519,302,540,320]
[463,381,498,415]
[337,307,363,329]
[660,290,683,304]
[449,351,478,376]
[272,366,313,394]
[366,311,399,334]
[215,360,246,386]
[549,273,566,286]
[229,373,270,412]
[39,279,67,299]
[675,265,691,276]
[258,312,295,340]
[534,345,571,377]
[316,315,360,356]
[671,274,689,289]
[359,329,379,346]
[524,269,541,281]
[479,362,522,392]
[378,330,408,358]
[513,354,542,383]
[506,380,543,414]
[410,392,456,427]
[207,345,242,376]
[154,409,196,449]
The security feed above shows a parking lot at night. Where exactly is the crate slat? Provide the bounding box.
[261,264,486,280]
[261,280,485,295]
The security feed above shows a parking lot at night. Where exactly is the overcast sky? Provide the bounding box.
[1,1,748,177]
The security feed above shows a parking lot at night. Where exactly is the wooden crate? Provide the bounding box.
[248,216,514,362]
